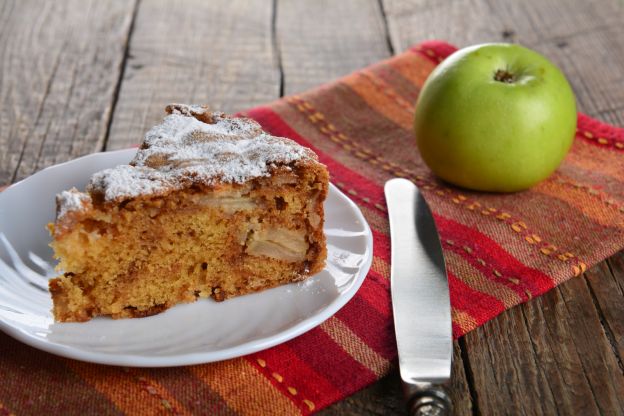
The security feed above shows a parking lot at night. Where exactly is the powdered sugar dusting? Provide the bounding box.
[141,133,311,182]
[87,165,172,201]
[80,105,317,203]
[56,188,91,219]
[140,112,261,150]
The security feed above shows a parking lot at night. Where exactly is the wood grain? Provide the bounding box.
[276,0,391,95]
[558,275,624,413]
[602,251,624,364]
[460,273,624,415]
[0,0,136,185]
[464,305,560,415]
[105,0,279,150]
[382,0,624,125]
[521,287,603,415]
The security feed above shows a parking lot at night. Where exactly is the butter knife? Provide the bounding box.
[385,178,453,416]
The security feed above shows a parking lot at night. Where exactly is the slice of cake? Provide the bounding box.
[48,104,329,322]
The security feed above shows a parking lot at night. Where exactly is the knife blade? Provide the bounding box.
[384,178,453,416]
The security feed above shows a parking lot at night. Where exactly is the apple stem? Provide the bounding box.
[494,69,516,83]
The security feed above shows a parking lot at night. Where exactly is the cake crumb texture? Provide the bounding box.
[49,105,328,322]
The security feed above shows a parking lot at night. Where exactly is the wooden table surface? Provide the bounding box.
[2,1,624,414]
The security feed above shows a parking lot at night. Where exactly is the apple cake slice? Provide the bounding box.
[48,104,329,322]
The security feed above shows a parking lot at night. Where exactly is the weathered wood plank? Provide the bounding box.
[0,0,136,185]
[382,0,624,125]
[604,251,624,364]
[449,341,475,416]
[276,0,391,95]
[521,283,605,415]
[463,304,561,415]
[541,25,624,126]
[557,275,624,413]
[384,0,624,45]
[461,274,624,415]
[105,0,279,150]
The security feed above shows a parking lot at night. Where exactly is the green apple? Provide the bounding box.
[414,43,577,192]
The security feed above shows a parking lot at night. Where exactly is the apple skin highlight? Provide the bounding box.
[414,43,577,193]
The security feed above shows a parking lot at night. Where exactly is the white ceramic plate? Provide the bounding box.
[0,149,372,367]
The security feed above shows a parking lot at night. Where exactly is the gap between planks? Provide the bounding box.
[101,0,141,152]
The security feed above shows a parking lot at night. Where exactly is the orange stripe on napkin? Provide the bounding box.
[191,359,301,415]
[536,178,624,229]
[567,140,624,182]
[284,96,419,181]
[388,51,437,88]
[435,215,557,295]
[371,256,390,279]
[444,251,523,308]
[452,308,479,334]
[356,204,389,235]
[144,367,236,415]
[369,256,390,281]
[341,71,414,130]
[66,362,191,416]
[321,317,392,378]
[448,271,507,332]
[335,296,396,360]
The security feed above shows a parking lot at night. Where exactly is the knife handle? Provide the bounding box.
[404,382,452,416]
